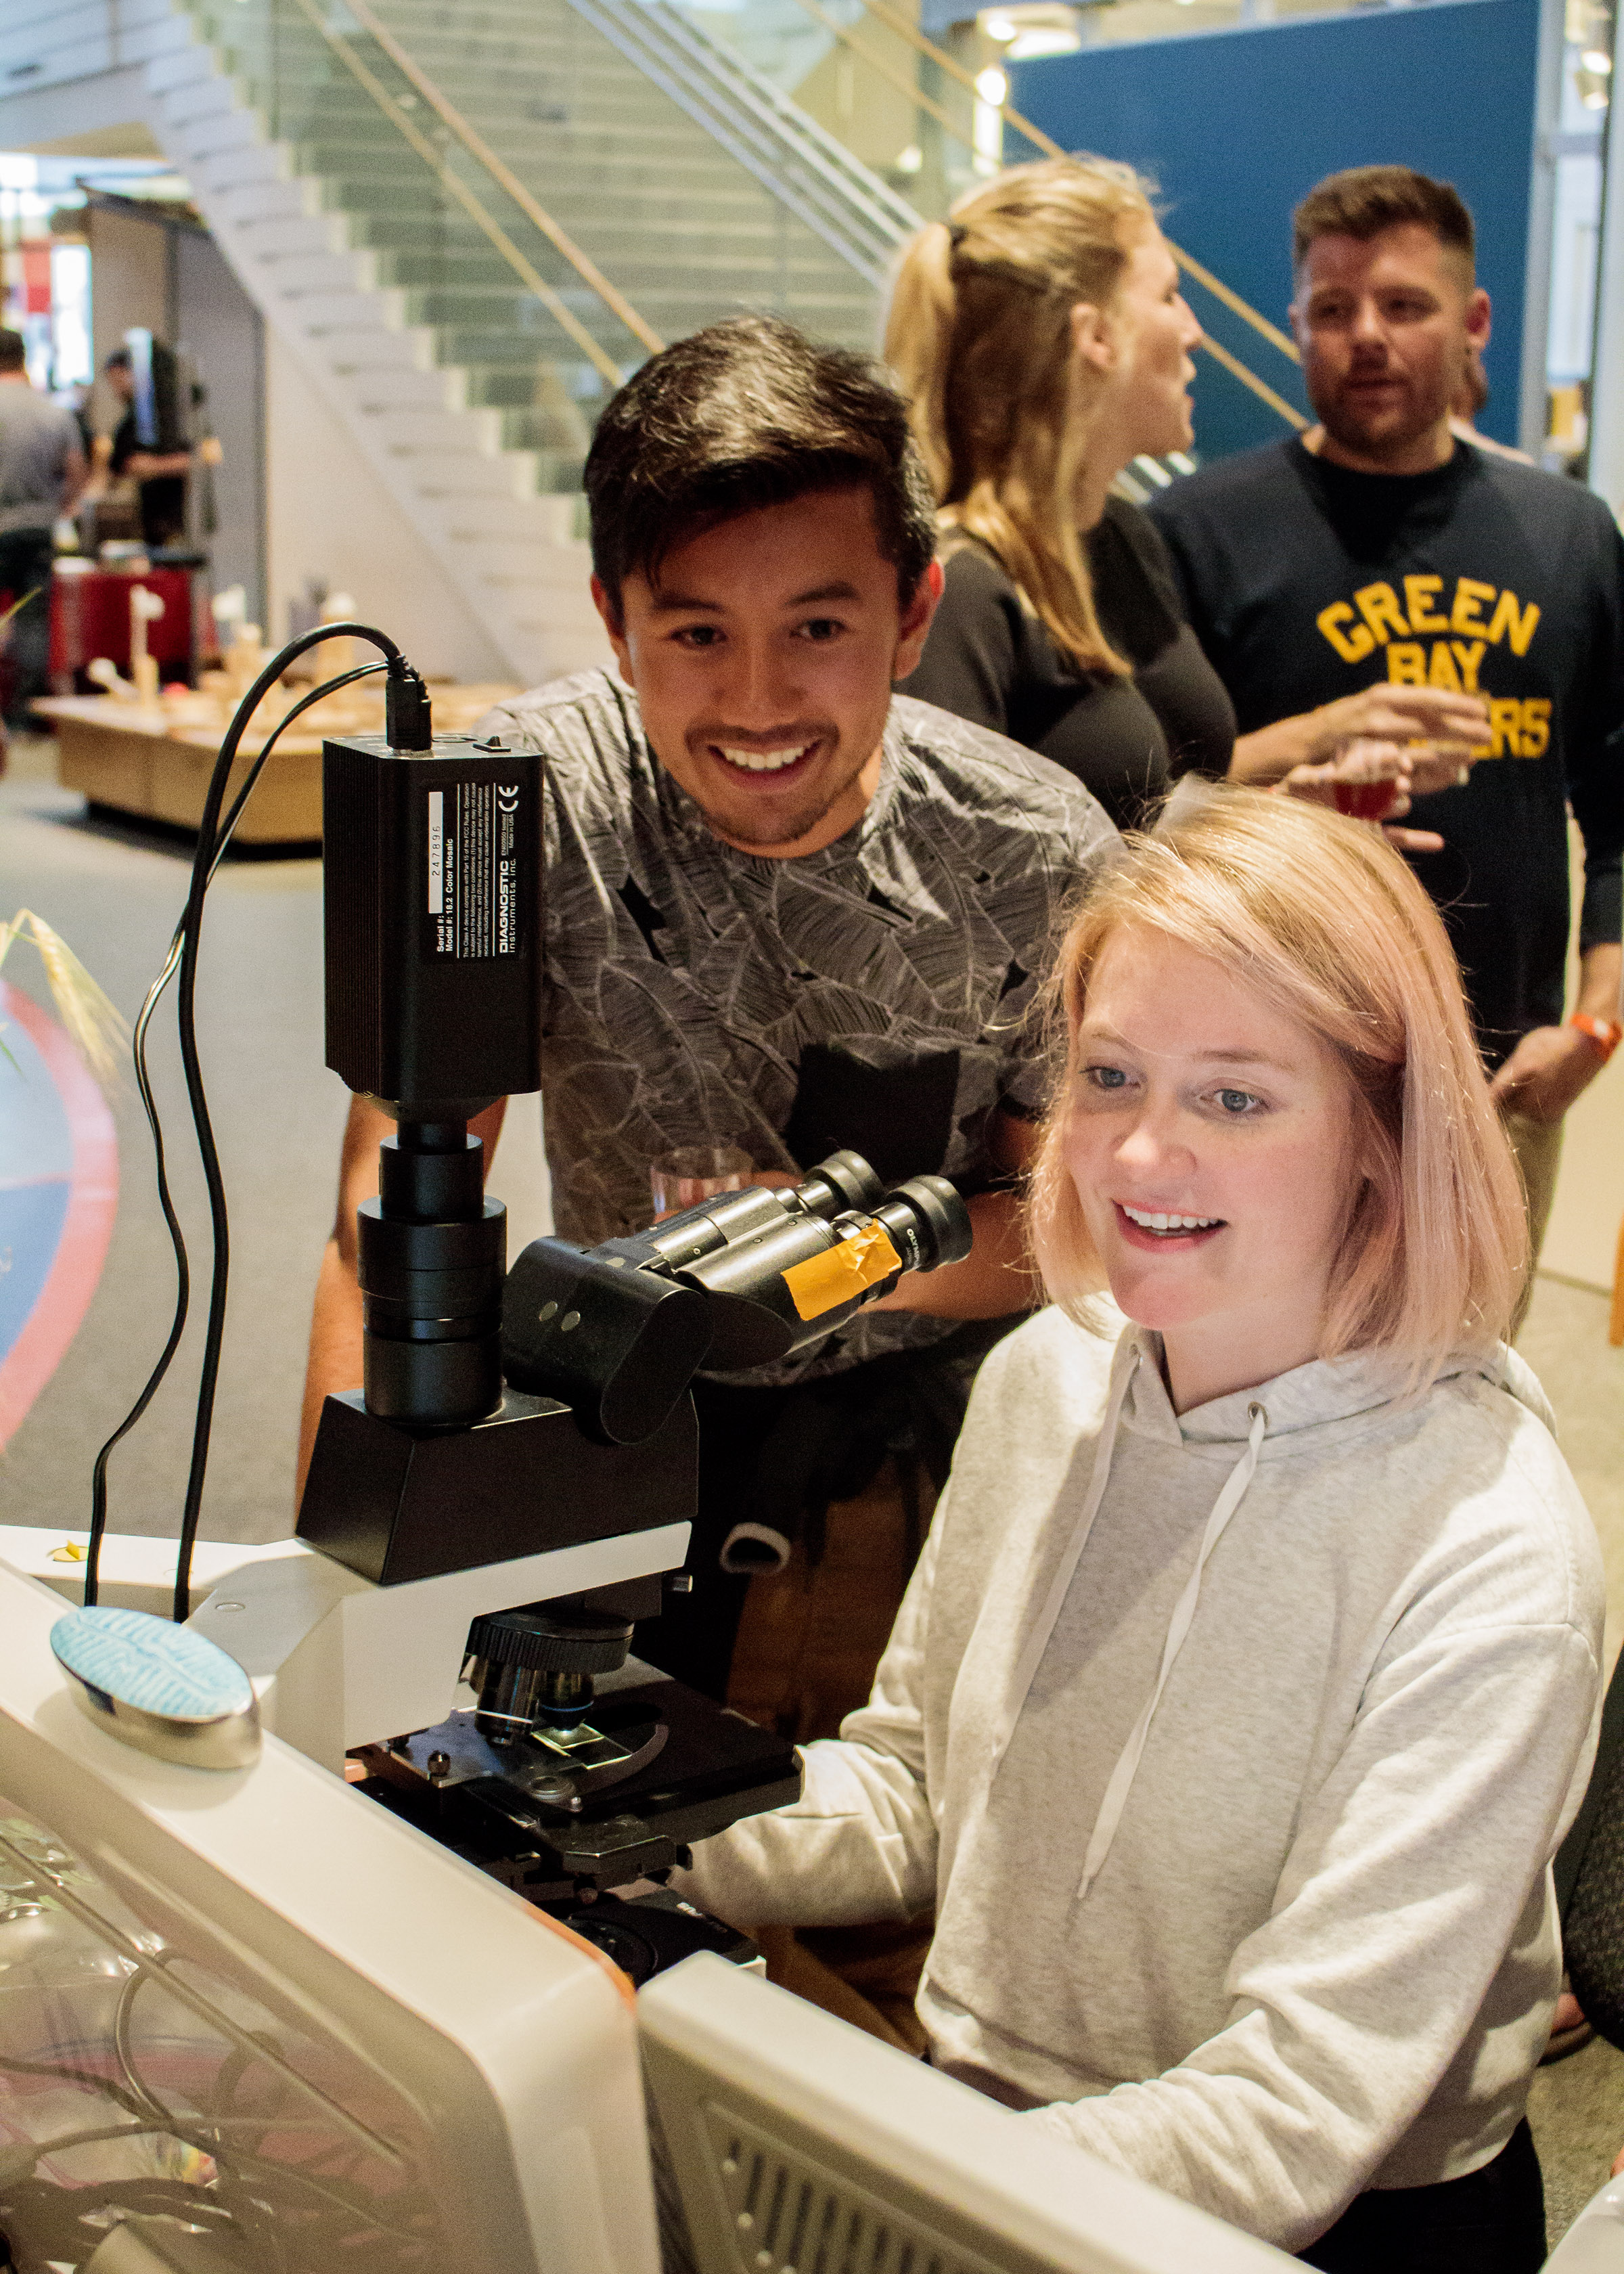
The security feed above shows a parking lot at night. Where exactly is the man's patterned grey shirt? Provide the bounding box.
[478,669,1117,1379]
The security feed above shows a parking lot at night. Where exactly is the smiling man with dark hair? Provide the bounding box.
[300,316,1116,1722]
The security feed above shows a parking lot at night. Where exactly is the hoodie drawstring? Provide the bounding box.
[983,1342,1142,1780]
[1076,1399,1269,1900]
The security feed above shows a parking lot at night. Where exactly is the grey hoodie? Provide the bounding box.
[678,1308,1604,2254]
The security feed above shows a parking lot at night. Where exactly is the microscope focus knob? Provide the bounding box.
[468,1604,634,1676]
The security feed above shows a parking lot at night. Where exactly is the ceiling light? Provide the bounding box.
[895,143,924,173]
[976,66,1008,103]
[982,12,1018,39]
[1583,45,1613,66]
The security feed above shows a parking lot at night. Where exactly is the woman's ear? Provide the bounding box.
[1070,298,1116,375]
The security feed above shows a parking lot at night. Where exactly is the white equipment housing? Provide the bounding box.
[184,1523,690,1771]
[1,1550,1613,2274]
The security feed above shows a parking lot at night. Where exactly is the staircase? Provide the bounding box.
[142,0,920,685]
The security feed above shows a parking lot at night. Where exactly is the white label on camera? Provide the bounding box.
[427,782,522,958]
[426,790,444,915]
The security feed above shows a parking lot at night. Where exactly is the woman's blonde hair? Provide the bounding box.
[884,155,1156,677]
[1027,788,1528,1384]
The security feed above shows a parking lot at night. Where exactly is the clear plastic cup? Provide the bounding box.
[650,1142,752,1220]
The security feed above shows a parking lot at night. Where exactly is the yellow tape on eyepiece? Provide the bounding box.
[781,1224,903,1322]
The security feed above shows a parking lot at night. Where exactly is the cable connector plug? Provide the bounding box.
[386,658,433,752]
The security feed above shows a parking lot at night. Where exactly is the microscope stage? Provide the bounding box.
[353,1662,800,1902]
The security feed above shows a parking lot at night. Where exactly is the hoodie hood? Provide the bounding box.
[1122,1331,1555,1452]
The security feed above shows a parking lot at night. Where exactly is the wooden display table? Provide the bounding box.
[34,682,519,845]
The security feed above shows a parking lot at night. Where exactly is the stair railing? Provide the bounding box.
[565,0,924,284]
[334,0,665,356]
[699,0,1307,428]
[191,0,669,378]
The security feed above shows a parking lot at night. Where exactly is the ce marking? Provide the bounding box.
[495,784,520,813]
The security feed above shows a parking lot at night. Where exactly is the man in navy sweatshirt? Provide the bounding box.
[1150,165,1624,1262]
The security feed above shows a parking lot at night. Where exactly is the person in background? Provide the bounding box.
[96,346,219,552]
[1149,166,1624,1269]
[0,327,85,732]
[889,158,1232,830]
[676,788,1602,2274]
[888,158,1468,844]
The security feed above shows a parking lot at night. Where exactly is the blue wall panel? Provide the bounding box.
[1008,0,1541,458]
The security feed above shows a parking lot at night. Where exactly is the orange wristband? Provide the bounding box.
[1570,1012,1623,1063]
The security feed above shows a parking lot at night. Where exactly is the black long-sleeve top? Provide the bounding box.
[901,494,1236,831]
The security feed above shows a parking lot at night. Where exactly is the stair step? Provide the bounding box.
[162,105,264,164]
[278,288,411,334]
[319,326,438,373]
[444,493,592,541]
[369,404,503,454]
[346,365,466,411]
[146,42,223,94]
[230,211,345,260]
[246,246,377,295]
[188,142,289,195]
[211,179,321,228]
[405,449,543,497]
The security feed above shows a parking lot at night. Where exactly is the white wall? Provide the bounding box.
[263,331,517,683]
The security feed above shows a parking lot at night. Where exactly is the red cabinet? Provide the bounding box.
[49,566,197,686]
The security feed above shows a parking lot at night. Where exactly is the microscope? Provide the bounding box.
[187,697,971,1980]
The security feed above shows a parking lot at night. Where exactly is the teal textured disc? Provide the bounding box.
[51,1606,254,1722]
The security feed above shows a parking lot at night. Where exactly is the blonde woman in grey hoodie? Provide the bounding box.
[677,788,1604,2273]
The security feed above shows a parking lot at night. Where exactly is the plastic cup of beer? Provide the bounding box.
[650,1142,752,1220]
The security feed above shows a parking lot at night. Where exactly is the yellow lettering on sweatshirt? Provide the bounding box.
[1487,589,1540,654]
[1427,641,1462,690]
[1520,697,1552,757]
[1450,577,1495,636]
[1403,575,1449,633]
[1317,600,1376,664]
[1488,697,1525,756]
[1354,582,1410,644]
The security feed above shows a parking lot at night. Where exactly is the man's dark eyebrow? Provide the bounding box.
[647,589,723,615]
[644,579,863,615]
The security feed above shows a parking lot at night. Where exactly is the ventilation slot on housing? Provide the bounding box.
[702,2103,1003,2274]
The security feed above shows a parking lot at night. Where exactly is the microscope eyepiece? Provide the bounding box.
[864,1174,974,1275]
[501,1151,975,1444]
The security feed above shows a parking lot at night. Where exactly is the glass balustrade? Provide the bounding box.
[663,0,1305,437]
[175,0,1300,498]
[177,0,685,495]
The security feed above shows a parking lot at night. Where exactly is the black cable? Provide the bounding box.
[85,653,392,1609]
[212,659,388,859]
[78,625,404,1616]
[171,626,409,1622]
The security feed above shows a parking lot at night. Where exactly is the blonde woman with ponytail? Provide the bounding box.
[892,158,1235,828]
